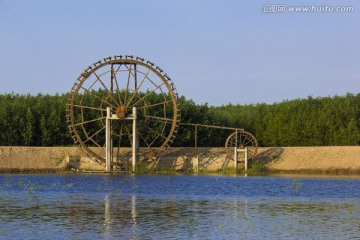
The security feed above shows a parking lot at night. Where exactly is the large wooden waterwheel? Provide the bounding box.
[66,55,181,163]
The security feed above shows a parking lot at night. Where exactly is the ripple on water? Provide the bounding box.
[0,174,360,239]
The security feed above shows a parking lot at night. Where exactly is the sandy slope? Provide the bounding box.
[0,147,102,171]
[265,146,360,172]
[0,146,360,173]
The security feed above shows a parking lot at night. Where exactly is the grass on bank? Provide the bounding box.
[0,168,63,174]
[2,162,360,176]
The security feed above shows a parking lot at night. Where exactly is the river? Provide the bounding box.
[0,174,359,239]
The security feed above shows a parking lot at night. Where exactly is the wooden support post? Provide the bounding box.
[244,147,248,171]
[194,157,199,173]
[235,130,238,173]
[234,146,238,172]
[106,107,112,172]
[195,125,198,157]
[132,107,138,172]
[194,125,199,173]
[234,147,248,173]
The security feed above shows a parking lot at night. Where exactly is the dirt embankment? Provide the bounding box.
[0,147,103,172]
[0,146,360,173]
[260,146,360,173]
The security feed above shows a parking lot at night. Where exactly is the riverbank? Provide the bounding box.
[0,146,360,174]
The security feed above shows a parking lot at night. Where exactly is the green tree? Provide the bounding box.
[22,107,34,145]
[346,118,360,145]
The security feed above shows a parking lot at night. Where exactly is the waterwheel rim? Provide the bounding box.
[66,55,180,164]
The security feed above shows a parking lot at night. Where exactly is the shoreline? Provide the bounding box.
[0,146,360,175]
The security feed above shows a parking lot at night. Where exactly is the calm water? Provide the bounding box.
[0,174,360,239]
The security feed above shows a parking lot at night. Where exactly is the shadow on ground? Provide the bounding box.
[150,147,230,172]
[78,147,285,172]
[251,147,284,166]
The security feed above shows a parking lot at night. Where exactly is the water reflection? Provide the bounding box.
[96,195,360,239]
[104,194,111,239]
[131,195,137,234]
[0,175,360,239]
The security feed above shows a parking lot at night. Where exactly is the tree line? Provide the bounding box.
[0,92,359,147]
[206,94,360,147]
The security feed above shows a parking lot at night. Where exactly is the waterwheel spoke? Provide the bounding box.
[115,124,125,162]
[74,116,106,127]
[242,138,253,147]
[91,138,103,148]
[113,128,129,140]
[123,64,133,105]
[125,128,133,147]
[83,125,107,144]
[241,134,254,147]
[126,69,151,106]
[96,69,111,77]
[73,104,107,112]
[115,133,123,167]
[112,64,124,105]
[139,123,167,148]
[128,82,166,108]
[143,123,167,140]
[137,100,173,110]
[93,71,120,106]
[137,130,151,148]
[80,86,117,109]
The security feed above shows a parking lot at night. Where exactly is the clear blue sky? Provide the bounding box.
[0,0,359,106]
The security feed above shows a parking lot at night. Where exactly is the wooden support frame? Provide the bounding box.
[105,107,139,173]
[234,147,248,173]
